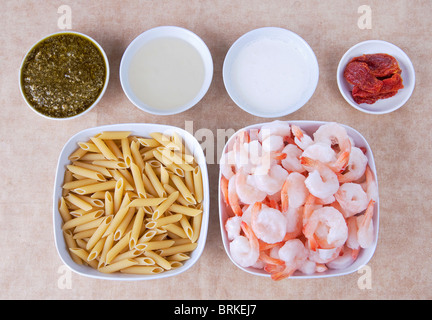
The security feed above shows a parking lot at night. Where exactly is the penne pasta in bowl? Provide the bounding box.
[53,123,209,280]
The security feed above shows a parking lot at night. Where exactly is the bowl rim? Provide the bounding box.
[19,30,110,120]
[218,120,379,279]
[222,27,319,118]
[336,39,416,115]
[53,123,210,280]
[119,25,214,116]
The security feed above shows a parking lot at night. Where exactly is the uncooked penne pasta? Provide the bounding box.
[103,140,124,161]
[98,258,137,274]
[113,178,124,213]
[91,137,118,160]
[69,147,87,161]
[193,166,203,203]
[62,210,104,230]
[104,191,114,216]
[63,230,82,265]
[60,130,205,276]
[146,213,183,229]
[152,191,179,220]
[138,138,161,148]
[144,250,171,270]
[65,193,93,212]
[149,132,180,150]
[157,243,198,257]
[67,165,106,182]
[63,178,98,190]
[169,174,196,204]
[169,203,202,217]
[78,141,100,153]
[95,131,131,140]
[59,197,72,222]
[130,140,145,172]
[92,160,128,169]
[130,208,144,249]
[121,138,133,167]
[191,213,203,243]
[73,180,117,195]
[86,215,113,251]
[128,197,166,207]
[144,162,167,198]
[105,231,132,264]
[120,266,164,275]
[130,162,146,198]
[179,216,193,240]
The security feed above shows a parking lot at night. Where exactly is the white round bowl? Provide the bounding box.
[119,26,213,115]
[218,120,379,279]
[19,31,109,120]
[53,123,209,280]
[337,40,415,114]
[223,27,319,118]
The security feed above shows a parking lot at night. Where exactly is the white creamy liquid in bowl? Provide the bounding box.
[128,37,205,111]
[230,38,310,115]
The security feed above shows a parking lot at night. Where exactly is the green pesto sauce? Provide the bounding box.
[21,33,106,118]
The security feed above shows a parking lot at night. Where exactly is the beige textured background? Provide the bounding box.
[1,0,431,299]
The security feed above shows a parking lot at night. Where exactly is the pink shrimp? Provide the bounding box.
[251,202,287,244]
[227,175,242,216]
[270,239,309,280]
[229,221,260,268]
[301,157,340,200]
[281,172,308,212]
[357,200,375,249]
[303,206,348,251]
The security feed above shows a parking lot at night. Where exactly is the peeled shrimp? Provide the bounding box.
[356,200,375,249]
[225,216,242,241]
[303,206,348,251]
[251,202,287,244]
[281,172,308,211]
[337,146,368,183]
[326,246,357,270]
[221,121,376,280]
[235,170,267,205]
[280,144,305,173]
[302,142,337,165]
[253,164,288,195]
[258,121,291,142]
[283,205,303,240]
[291,124,314,150]
[313,122,352,156]
[335,182,369,217]
[302,157,339,200]
[229,221,260,268]
[272,239,309,280]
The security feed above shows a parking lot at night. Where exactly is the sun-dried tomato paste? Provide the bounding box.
[343,53,403,104]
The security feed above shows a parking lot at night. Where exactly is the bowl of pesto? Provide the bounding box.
[19,31,109,120]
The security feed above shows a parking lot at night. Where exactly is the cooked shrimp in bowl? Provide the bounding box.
[220,121,378,280]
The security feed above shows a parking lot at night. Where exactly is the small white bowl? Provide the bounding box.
[119,26,213,115]
[19,31,109,120]
[223,27,319,118]
[218,120,379,279]
[337,40,415,114]
[53,123,209,280]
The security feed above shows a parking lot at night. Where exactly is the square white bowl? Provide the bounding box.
[53,123,209,280]
[218,120,379,279]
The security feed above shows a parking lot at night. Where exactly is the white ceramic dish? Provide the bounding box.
[119,26,213,115]
[223,27,319,118]
[19,31,109,120]
[218,120,379,279]
[53,123,209,280]
[337,40,415,114]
